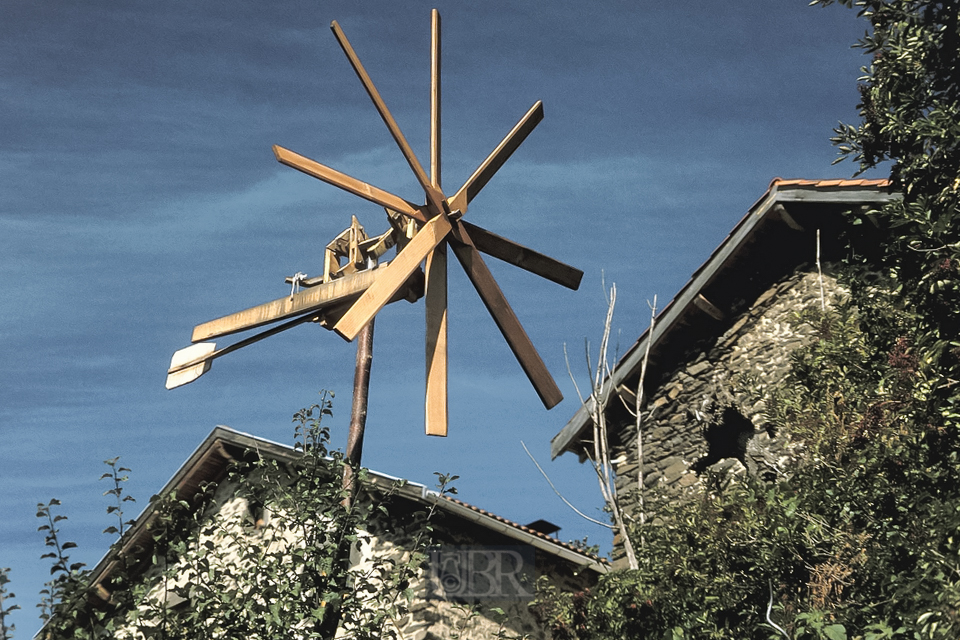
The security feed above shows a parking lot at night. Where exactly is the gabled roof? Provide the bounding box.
[85,426,605,603]
[550,178,896,459]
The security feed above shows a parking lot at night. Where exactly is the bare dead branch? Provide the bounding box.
[520,441,614,529]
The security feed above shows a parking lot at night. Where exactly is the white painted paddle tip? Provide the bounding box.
[166,343,216,390]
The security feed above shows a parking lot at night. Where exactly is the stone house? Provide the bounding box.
[73,426,604,639]
[549,178,896,565]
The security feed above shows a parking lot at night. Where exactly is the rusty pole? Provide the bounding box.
[323,319,374,639]
[343,318,374,503]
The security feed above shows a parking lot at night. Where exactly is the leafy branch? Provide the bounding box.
[100,457,136,539]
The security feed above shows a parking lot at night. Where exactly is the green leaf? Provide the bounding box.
[823,624,847,640]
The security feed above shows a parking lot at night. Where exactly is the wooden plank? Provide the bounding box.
[192,268,382,342]
[693,293,725,321]
[318,268,424,327]
[449,222,563,409]
[772,204,804,231]
[425,243,448,436]
[334,213,453,341]
[195,267,425,344]
[774,186,898,204]
[358,230,396,259]
[431,9,442,191]
[273,145,427,223]
[425,10,448,437]
[460,220,583,291]
[447,101,544,214]
[331,20,447,216]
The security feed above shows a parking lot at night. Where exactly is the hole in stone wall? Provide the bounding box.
[692,406,755,473]
[246,498,266,530]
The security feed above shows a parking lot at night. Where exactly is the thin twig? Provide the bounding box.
[592,283,638,569]
[520,441,614,529]
[634,295,657,546]
[584,337,595,395]
[907,239,960,252]
[564,343,586,405]
[595,283,617,392]
[565,280,639,569]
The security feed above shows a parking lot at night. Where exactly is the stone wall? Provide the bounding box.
[117,475,593,639]
[608,267,843,564]
[358,507,593,640]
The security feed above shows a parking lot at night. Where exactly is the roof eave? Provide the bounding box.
[550,179,896,459]
[83,426,606,606]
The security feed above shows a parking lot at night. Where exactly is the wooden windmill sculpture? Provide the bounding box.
[167,10,583,439]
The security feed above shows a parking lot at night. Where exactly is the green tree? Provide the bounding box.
[533,2,960,637]
[817,0,960,392]
[1,568,19,640]
[32,393,453,640]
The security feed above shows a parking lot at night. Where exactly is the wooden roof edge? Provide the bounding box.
[550,179,897,460]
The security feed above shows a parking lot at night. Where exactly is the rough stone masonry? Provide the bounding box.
[606,267,843,564]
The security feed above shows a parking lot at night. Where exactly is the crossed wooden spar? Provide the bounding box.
[167,11,582,436]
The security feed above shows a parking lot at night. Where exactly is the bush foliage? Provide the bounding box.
[537,303,960,639]
[15,392,451,640]
[7,2,960,639]
[534,1,960,638]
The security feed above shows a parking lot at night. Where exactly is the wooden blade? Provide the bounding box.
[425,243,448,436]
[334,212,453,341]
[447,101,544,214]
[194,267,391,342]
[425,9,448,437]
[330,20,447,216]
[460,220,583,291]
[448,222,563,409]
[431,9,442,190]
[316,268,425,329]
[273,145,427,223]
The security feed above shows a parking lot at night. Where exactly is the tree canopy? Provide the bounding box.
[533,1,960,638]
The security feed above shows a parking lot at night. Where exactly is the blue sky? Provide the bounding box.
[1,1,884,634]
